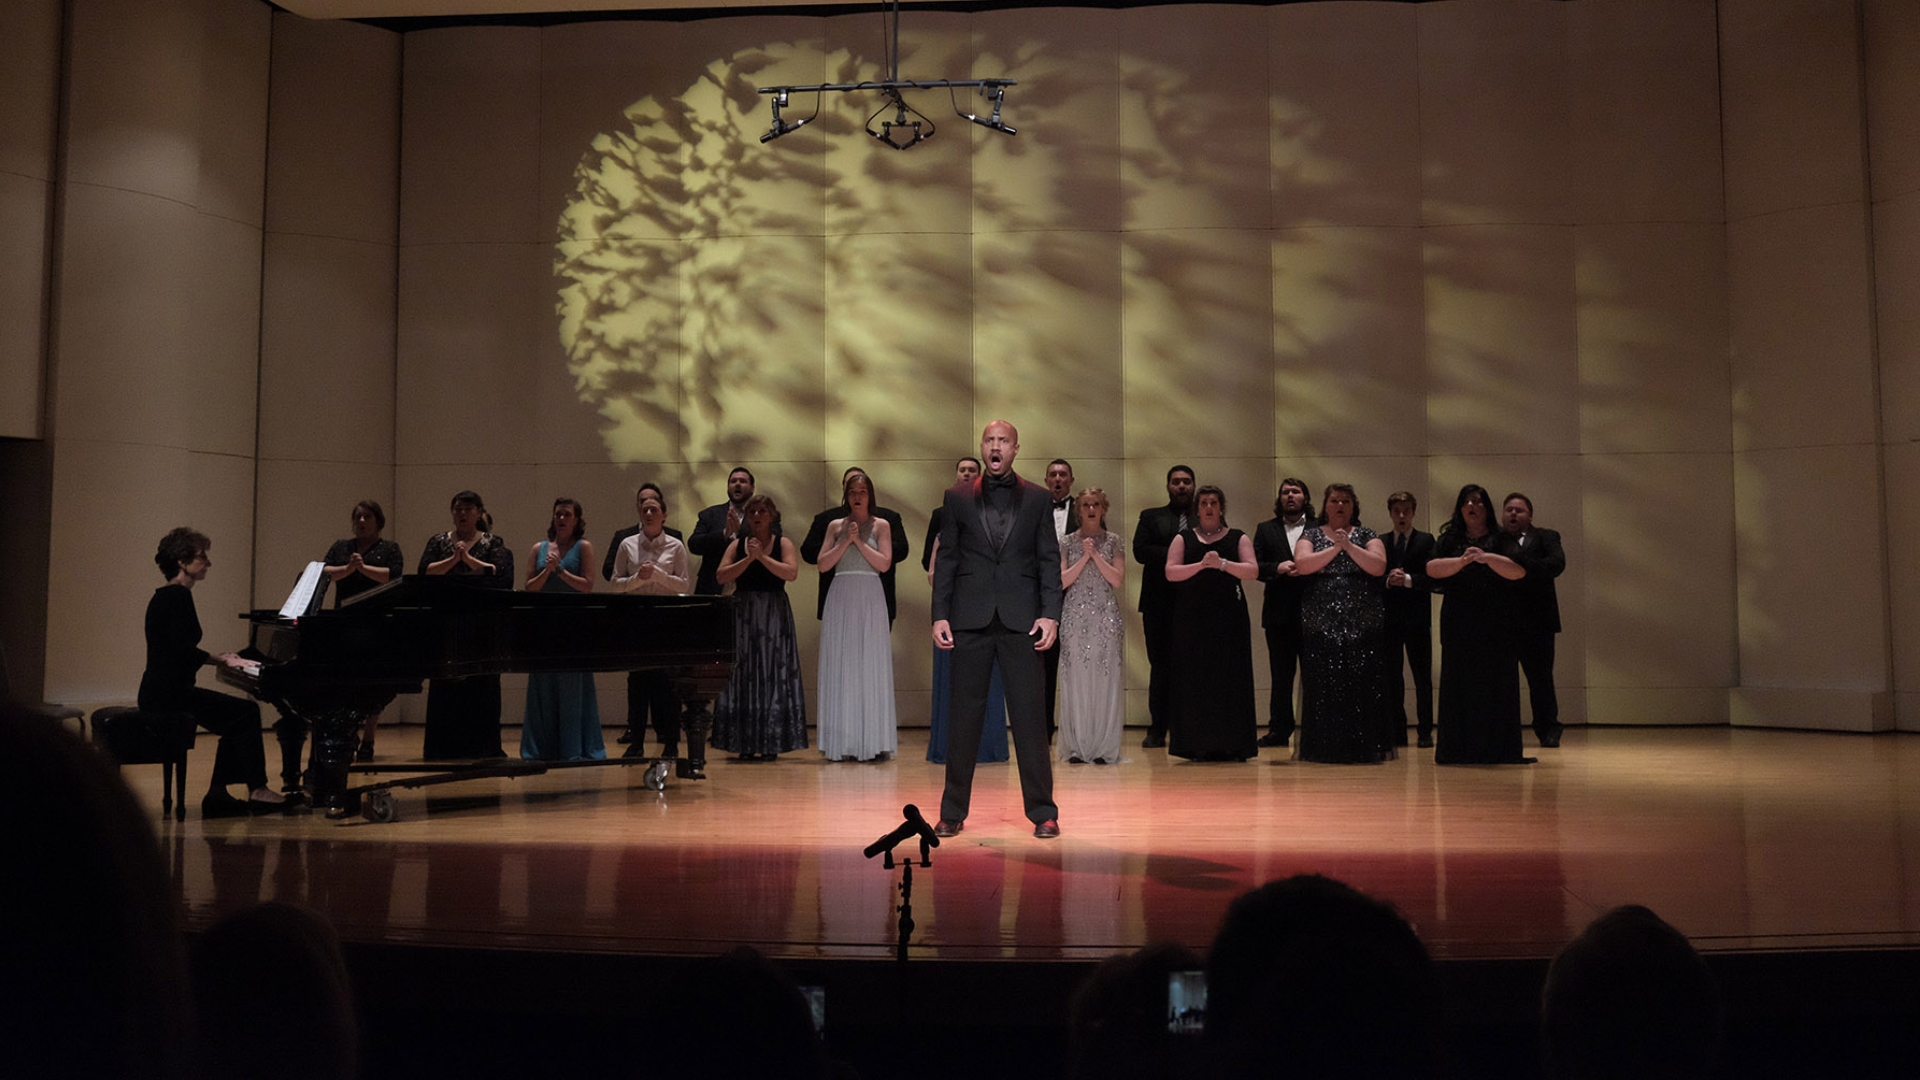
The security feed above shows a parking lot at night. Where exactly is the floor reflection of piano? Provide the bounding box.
[218,575,733,818]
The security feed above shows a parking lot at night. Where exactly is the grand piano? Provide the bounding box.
[221,575,733,819]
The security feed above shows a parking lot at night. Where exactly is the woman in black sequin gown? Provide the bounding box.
[1164,485,1259,762]
[1292,483,1392,763]
[1426,484,1532,765]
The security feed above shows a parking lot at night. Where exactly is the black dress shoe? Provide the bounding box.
[1417,733,1434,748]
[933,819,963,838]
[1518,756,1538,765]
[659,743,679,759]
[1068,755,1084,764]
[621,741,648,759]
[676,758,707,780]
[202,792,251,819]
[616,729,635,744]
[1141,733,1166,749]
[1033,819,1060,839]
[1257,732,1288,748]
[1538,734,1561,748]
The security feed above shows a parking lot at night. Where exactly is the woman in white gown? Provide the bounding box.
[1057,488,1126,764]
[816,472,897,761]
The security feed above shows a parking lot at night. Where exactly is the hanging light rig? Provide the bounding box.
[758,0,1016,149]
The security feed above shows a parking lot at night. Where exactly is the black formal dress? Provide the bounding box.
[800,503,907,622]
[1433,530,1529,765]
[139,583,269,793]
[320,537,406,606]
[1382,528,1436,743]
[1252,515,1310,744]
[1295,526,1391,764]
[1510,527,1566,743]
[1166,529,1258,763]
[710,533,808,758]
[417,532,513,759]
[1132,503,1189,741]
[931,473,1062,825]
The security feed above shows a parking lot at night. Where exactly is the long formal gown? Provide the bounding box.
[816,520,897,761]
[1057,529,1125,764]
[418,531,512,759]
[1296,524,1392,763]
[520,541,606,762]
[927,655,1009,763]
[711,535,809,758]
[1167,529,1258,762]
[1434,530,1529,765]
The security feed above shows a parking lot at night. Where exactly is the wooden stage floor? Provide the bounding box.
[146,725,1920,966]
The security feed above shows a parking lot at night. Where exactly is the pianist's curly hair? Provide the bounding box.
[154,527,210,579]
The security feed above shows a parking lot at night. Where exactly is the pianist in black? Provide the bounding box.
[140,527,287,817]
[318,499,405,762]
[417,490,514,759]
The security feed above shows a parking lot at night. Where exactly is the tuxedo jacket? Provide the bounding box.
[1251,516,1312,630]
[800,504,908,623]
[1380,528,1436,628]
[686,502,742,596]
[1131,504,1187,615]
[1510,527,1565,635]
[932,475,1063,632]
[601,522,683,581]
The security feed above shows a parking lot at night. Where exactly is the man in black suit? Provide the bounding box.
[1382,490,1436,748]
[603,482,683,749]
[931,421,1063,839]
[1132,464,1196,748]
[921,456,982,576]
[686,467,754,596]
[1251,478,1313,750]
[800,466,908,624]
[1041,458,1076,735]
[1502,492,1566,748]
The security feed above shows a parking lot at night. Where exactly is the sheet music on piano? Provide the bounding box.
[280,561,327,620]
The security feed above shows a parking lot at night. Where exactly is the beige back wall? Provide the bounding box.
[21,1,1916,736]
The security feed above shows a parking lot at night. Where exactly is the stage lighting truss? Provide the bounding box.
[756,1,1016,149]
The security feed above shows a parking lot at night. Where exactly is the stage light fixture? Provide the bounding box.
[756,1,1017,151]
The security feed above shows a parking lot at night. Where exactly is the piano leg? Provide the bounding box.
[272,712,309,793]
[292,698,386,815]
[677,698,712,781]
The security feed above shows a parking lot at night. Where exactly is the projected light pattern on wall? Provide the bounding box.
[549,5,1740,727]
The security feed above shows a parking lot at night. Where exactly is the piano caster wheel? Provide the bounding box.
[642,760,670,792]
[362,790,398,824]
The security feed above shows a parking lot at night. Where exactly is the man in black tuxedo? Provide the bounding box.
[602,482,684,749]
[1382,490,1436,748]
[1502,492,1566,749]
[931,421,1063,839]
[921,456,982,576]
[686,467,754,596]
[1132,464,1196,748]
[1251,478,1313,750]
[1041,458,1076,735]
[800,466,908,624]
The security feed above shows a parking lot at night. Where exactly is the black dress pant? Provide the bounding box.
[1263,617,1303,741]
[626,670,680,748]
[942,617,1056,825]
[1383,618,1434,741]
[1142,606,1175,738]
[1041,641,1060,737]
[1516,632,1561,740]
[179,686,269,792]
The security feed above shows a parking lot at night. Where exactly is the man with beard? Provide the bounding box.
[1132,465,1196,748]
[931,421,1063,839]
[1502,492,1566,749]
[687,467,754,596]
[1252,478,1314,750]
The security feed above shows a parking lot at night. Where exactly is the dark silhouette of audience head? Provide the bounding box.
[0,710,191,1080]
[191,901,359,1080]
[1067,941,1203,1079]
[1540,904,1721,1080]
[1205,874,1438,1077]
[649,945,828,1078]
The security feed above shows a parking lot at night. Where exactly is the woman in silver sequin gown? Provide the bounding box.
[1056,488,1127,764]
[1292,483,1393,763]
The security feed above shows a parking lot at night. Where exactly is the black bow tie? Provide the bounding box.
[1053,499,1070,511]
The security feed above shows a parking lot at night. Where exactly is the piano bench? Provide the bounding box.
[91,707,198,821]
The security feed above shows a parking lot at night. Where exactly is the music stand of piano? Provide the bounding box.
[221,575,734,822]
